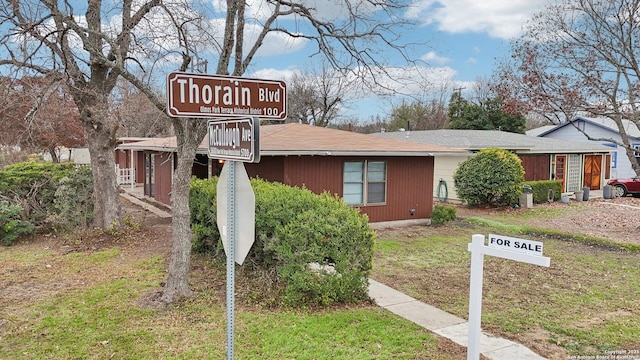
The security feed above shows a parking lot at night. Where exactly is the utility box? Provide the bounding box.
[519,184,533,208]
[519,193,533,208]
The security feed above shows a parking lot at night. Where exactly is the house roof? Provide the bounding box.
[117,123,466,157]
[536,116,640,139]
[525,125,556,137]
[372,129,613,154]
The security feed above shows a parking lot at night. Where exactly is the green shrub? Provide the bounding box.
[431,204,457,225]
[0,200,35,246]
[51,166,94,230]
[523,180,562,204]
[189,177,375,307]
[271,193,375,307]
[453,148,525,206]
[0,160,93,228]
[190,177,220,254]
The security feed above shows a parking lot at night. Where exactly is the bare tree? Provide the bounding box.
[1,0,421,303]
[287,64,354,127]
[0,0,175,228]
[158,0,422,303]
[111,80,172,138]
[498,0,640,175]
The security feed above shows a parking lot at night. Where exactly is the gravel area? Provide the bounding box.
[454,196,640,245]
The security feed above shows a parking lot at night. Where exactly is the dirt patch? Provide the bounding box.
[0,197,172,311]
[451,196,640,245]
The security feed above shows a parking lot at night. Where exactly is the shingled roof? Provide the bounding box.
[118,123,466,156]
[373,129,612,154]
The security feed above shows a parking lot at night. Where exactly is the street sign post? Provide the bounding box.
[166,72,287,119]
[217,160,256,266]
[208,117,260,163]
[167,71,285,360]
[466,234,550,360]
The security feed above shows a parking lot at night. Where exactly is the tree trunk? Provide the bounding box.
[79,99,122,229]
[161,123,202,302]
[48,146,59,163]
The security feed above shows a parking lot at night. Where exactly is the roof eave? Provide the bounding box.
[258,150,468,157]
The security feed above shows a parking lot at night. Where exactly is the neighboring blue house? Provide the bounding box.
[531,116,640,179]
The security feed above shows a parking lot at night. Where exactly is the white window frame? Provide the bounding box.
[343,160,387,206]
[633,144,640,157]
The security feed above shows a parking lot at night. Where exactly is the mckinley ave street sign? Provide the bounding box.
[166,72,287,119]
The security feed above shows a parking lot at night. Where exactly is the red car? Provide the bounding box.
[608,177,640,197]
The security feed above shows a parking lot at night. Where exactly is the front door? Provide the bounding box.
[555,155,566,192]
[144,153,155,197]
[583,155,602,190]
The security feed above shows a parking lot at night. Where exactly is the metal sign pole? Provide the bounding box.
[467,234,485,360]
[226,160,236,360]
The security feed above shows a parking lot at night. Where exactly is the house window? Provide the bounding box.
[343,161,386,205]
[633,144,640,158]
[603,143,617,168]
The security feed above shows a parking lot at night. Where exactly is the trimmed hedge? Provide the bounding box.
[523,180,562,204]
[189,177,375,307]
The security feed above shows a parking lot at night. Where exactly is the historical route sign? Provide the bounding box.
[208,117,260,163]
[166,72,287,119]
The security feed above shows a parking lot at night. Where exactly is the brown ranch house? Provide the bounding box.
[115,123,465,223]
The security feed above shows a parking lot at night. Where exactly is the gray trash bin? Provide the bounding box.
[603,185,612,199]
[582,186,590,201]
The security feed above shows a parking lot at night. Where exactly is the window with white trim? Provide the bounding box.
[633,144,640,157]
[343,161,387,205]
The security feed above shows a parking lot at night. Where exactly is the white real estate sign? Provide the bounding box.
[466,234,550,360]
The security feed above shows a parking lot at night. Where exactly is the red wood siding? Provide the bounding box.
[519,154,551,181]
[139,153,435,223]
[272,156,434,223]
[154,152,173,205]
[115,149,130,168]
[283,156,343,195]
[367,157,433,222]
[245,156,285,183]
[135,152,145,184]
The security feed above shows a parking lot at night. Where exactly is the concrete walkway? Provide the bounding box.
[368,280,546,360]
[120,191,172,218]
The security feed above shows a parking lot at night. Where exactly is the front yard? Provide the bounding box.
[1,196,638,359]
[372,197,640,359]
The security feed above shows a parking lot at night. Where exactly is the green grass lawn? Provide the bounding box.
[0,243,460,359]
[372,220,640,358]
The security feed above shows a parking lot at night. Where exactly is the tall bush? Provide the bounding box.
[271,192,374,306]
[189,177,375,307]
[52,166,94,230]
[0,160,93,230]
[453,148,524,206]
